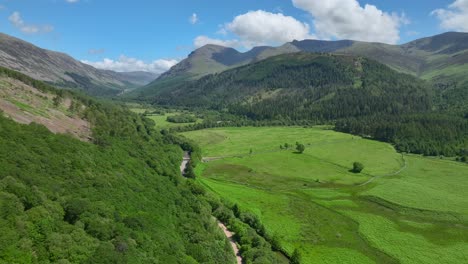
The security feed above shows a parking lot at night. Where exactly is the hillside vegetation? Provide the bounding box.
[146,53,432,119]
[0,69,245,263]
[183,126,468,264]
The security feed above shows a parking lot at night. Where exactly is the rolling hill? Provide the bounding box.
[0,33,157,96]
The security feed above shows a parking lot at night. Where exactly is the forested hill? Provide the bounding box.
[0,68,246,263]
[147,53,433,120]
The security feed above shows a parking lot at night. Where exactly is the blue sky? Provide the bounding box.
[1,0,467,73]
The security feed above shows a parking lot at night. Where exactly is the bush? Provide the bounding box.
[352,162,364,173]
[296,143,305,154]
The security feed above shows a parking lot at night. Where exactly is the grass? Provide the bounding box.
[183,126,468,264]
[363,155,468,216]
[129,107,202,129]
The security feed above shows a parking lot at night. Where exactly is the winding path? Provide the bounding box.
[179,152,242,264]
[217,220,243,264]
[358,154,408,186]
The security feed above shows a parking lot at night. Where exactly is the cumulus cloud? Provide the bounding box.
[292,0,406,44]
[81,55,178,74]
[9,11,54,34]
[432,0,468,32]
[194,10,313,49]
[225,10,313,47]
[189,13,199,24]
[194,35,240,48]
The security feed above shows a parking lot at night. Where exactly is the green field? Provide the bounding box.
[130,107,202,129]
[182,127,468,264]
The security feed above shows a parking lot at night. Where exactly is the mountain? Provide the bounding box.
[109,70,158,87]
[135,32,468,107]
[0,33,156,96]
[156,44,270,81]
[148,52,432,120]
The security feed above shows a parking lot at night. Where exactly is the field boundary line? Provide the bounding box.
[359,154,407,186]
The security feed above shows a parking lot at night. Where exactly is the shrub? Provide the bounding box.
[352,162,364,173]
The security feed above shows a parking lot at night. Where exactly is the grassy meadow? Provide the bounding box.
[130,106,202,129]
[182,126,468,264]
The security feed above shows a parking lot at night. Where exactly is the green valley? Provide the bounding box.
[2,4,468,263]
[182,127,468,264]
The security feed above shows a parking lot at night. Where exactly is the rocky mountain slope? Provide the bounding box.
[0,33,157,96]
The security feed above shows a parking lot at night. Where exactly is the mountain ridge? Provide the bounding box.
[135,32,468,105]
[147,52,432,121]
[0,33,158,96]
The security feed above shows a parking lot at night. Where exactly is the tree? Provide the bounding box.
[184,163,196,178]
[284,143,289,149]
[296,143,305,154]
[352,162,364,173]
[249,148,253,155]
[291,248,302,264]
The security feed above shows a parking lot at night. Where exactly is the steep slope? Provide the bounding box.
[0,67,239,263]
[135,45,276,98]
[151,53,432,120]
[156,44,269,81]
[0,67,91,141]
[0,33,155,96]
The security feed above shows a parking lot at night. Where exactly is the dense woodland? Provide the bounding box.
[166,114,197,123]
[335,114,468,157]
[0,68,252,263]
[148,53,432,119]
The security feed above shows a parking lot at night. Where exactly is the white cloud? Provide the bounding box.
[8,11,54,34]
[432,0,468,32]
[189,13,199,24]
[66,0,79,3]
[225,10,313,47]
[292,0,406,44]
[194,10,313,49]
[82,55,178,74]
[194,35,240,48]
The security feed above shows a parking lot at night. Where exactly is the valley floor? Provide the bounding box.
[182,126,468,264]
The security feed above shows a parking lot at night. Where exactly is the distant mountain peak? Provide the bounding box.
[0,32,156,96]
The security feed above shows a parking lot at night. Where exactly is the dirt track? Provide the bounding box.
[179,153,242,264]
[217,221,242,264]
